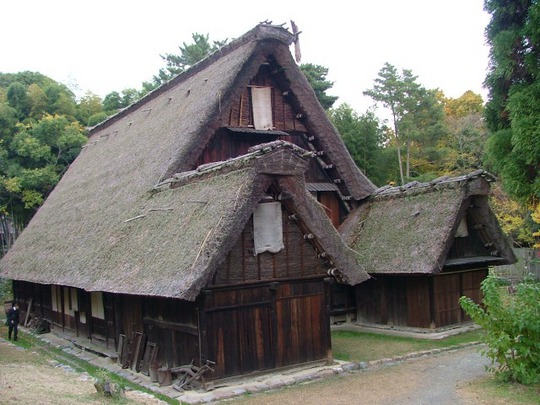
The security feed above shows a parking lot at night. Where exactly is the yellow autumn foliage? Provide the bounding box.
[490,185,535,246]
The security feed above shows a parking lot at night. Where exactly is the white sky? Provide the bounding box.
[1,0,490,115]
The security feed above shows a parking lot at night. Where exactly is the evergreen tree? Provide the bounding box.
[484,0,540,202]
[300,64,338,110]
[143,33,228,92]
[329,104,385,185]
[364,63,446,184]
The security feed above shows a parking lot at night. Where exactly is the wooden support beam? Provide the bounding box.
[143,318,198,336]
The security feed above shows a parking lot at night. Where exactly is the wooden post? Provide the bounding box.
[429,276,436,329]
[60,287,65,332]
[24,297,33,327]
[269,282,279,369]
[323,278,334,364]
[197,291,210,366]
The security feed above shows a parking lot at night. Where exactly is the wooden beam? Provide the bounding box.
[24,297,33,327]
[143,318,198,336]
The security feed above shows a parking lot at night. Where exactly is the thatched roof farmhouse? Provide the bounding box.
[1,23,373,379]
[0,22,516,380]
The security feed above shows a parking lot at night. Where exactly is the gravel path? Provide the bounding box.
[229,347,497,405]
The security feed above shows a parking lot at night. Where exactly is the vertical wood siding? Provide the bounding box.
[353,269,488,329]
[203,279,329,379]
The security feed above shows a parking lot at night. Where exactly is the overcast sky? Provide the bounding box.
[1,0,490,115]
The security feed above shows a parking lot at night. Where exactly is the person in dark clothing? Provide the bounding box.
[7,302,20,341]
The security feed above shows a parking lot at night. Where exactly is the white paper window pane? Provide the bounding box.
[253,202,284,255]
[90,291,105,319]
[251,87,273,130]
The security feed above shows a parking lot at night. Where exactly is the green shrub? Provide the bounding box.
[93,368,125,399]
[0,277,12,306]
[460,273,540,385]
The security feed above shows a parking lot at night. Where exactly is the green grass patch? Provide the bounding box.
[331,329,481,362]
[469,377,540,404]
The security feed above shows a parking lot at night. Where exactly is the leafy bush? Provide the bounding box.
[0,277,12,305]
[460,273,540,384]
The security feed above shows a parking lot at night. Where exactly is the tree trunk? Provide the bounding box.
[393,115,405,185]
[396,144,405,185]
[406,139,411,180]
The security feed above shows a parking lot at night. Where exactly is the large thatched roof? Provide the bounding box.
[339,171,516,275]
[1,23,373,299]
[1,141,368,299]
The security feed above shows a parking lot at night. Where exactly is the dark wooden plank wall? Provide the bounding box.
[354,269,488,329]
[142,296,199,368]
[12,281,83,334]
[405,277,431,327]
[203,285,274,378]
[12,280,52,322]
[433,268,488,326]
[12,282,201,369]
[274,281,331,367]
[211,204,327,286]
[354,277,422,327]
[329,282,356,317]
[203,279,330,379]
[196,129,295,166]
[318,191,341,228]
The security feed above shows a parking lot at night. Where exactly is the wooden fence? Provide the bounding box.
[493,248,540,281]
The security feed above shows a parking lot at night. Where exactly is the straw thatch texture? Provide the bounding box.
[0,37,255,289]
[2,139,368,298]
[340,171,516,275]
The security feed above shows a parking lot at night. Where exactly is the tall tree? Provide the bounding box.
[76,91,103,127]
[143,33,228,92]
[484,0,540,202]
[440,91,488,175]
[329,104,385,184]
[364,63,445,184]
[0,114,87,224]
[483,0,540,245]
[0,73,88,229]
[6,82,30,121]
[300,64,338,110]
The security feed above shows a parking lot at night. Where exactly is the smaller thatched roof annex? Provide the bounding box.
[339,170,516,275]
[1,141,368,300]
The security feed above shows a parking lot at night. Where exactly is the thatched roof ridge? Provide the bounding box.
[371,170,496,199]
[277,175,369,285]
[340,170,515,275]
[89,23,295,135]
[156,140,314,189]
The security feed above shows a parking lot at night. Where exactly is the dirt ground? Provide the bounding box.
[0,338,536,405]
[0,339,165,405]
